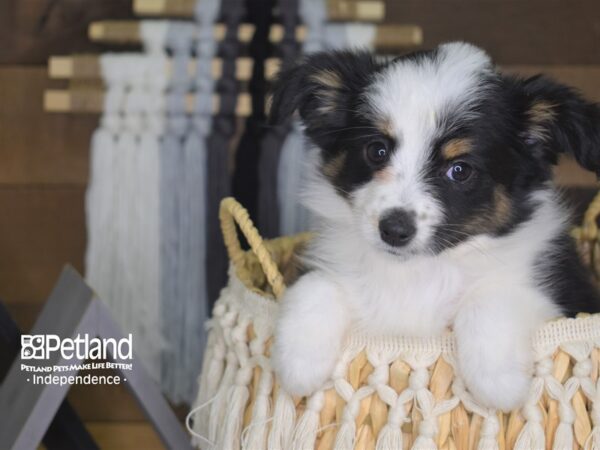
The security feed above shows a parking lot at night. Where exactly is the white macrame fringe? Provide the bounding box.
[477,427,499,449]
[333,419,356,450]
[209,358,237,442]
[291,408,320,450]
[218,385,249,450]
[513,420,545,450]
[553,421,574,450]
[375,423,404,450]
[411,435,438,450]
[241,370,273,450]
[267,390,296,450]
[291,392,325,450]
[585,426,600,450]
[191,273,600,450]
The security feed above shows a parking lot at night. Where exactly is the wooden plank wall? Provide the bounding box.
[0,0,599,448]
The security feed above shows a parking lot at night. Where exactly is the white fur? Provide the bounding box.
[353,42,494,256]
[271,271,350,396]
[272,43,564,411]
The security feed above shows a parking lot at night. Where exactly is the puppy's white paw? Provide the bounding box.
[271,337,338,396]
[460,362,532,412]
[271,271,349,397]
[453,282,550,412]
[456,332,533,411]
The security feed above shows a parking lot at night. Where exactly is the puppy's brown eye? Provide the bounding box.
[446,162,473,182]
[365,141,389,164]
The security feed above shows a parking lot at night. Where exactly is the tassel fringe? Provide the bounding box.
[375,423,404,450]
[267,390,296,450]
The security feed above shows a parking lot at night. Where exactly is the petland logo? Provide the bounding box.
[21,334,133,360]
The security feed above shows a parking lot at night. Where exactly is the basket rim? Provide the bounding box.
[226,269,600,357]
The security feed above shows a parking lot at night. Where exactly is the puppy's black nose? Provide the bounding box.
[379,209,416,247]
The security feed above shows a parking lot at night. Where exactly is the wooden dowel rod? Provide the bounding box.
[88,21,304,45]
[89,21,142,43]
[327,0,385,22]
[133,0,385,22]
[44,89,106,114]
[375,25,423,50]
[44,89,253,116]
[134,0,192,17]
[48,55,282,81]
[87,21,422,49]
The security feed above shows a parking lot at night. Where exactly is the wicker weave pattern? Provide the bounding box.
[190,198,600,450]
[193,274,600,450]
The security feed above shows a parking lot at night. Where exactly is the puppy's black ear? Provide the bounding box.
[269,50,381,144]
[521,75,600,175]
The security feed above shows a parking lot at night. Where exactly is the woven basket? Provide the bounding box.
[190,197,600,450]
[573,191,600,282]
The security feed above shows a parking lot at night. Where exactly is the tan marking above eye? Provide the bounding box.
[442,138,472,160]
[492,186,512,226]
[310,69,343,89]
[527,101,557,142]
[377,117,395,139]
[322,153,347,179]
[310,71,342,114]
[528,101,557,124]
[463,186,512,234]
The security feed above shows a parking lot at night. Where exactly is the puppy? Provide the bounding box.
[269,42,600,411]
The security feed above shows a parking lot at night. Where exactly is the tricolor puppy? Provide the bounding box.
[269,42,600,411]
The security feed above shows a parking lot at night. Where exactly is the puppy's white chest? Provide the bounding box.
[347,258,463,336]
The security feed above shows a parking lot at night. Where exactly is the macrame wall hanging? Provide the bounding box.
[45,0,422,408]
[233,0,275,225]
[205,0,247,304]
[86,25,168,384]
[276,1,392,237]
[256,0,301,239]
[85,13,215,403]
[276,0,327,237]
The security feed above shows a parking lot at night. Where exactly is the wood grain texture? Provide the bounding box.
[0,67,93,184]
[0,186,86,305]
[502,65,600,101]
[0,0,135,65]
[3,1,600,64]
[385,0,600,64]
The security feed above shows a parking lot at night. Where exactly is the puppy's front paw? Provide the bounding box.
[460,362,532,412]
[456,333,533,411]
[453,284,547,412]
[271,272,349,397]
[271,338,337,396]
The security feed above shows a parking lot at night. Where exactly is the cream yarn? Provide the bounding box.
[190,267,600,450]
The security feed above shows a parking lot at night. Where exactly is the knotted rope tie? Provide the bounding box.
[241,337,274,450]
[291,391,325,450]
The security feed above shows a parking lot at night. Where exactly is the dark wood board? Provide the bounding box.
[0,67,94,185]
[3,1,600,64]
[0,186,86,305]
[386,0,600,65]
[0,0,135,65]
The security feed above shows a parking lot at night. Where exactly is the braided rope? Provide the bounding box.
[220,197,287,299]
[582,191,600,240]
[192,272,600,450]
[196,197,600,449]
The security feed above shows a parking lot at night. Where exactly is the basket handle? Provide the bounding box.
[219,197,286,298]
[582,191,600,240]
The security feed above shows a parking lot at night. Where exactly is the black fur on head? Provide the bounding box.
[269,50,384,148]
[518,75,600,176]
[269,44,600,256]
[269,44,600,316]
[270,49,600,179]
